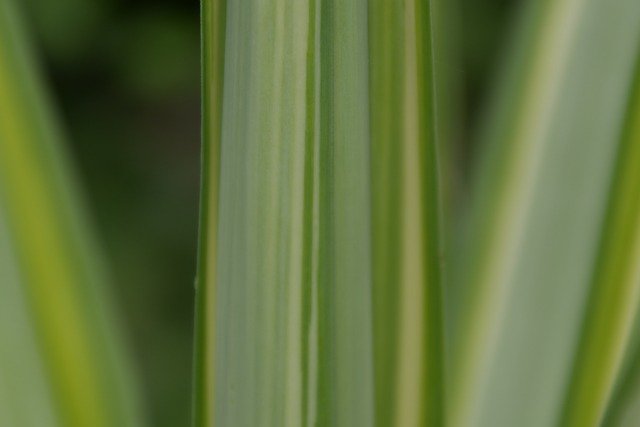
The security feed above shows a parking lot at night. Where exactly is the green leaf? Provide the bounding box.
[448,0,640,425]
[0,2,143,426]
[194,0,444,425]
[559,53,640,427]
[368,0,444,425]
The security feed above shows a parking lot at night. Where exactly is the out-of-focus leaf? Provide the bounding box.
[193,0,445,426]
[559,54,640,427]
[0,2,143,426]
[448,0,640,425]
[0,202,57,426]
[604,340,640,427]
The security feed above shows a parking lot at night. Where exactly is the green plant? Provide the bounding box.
[194,0,446,425]
[2,0,640,426]
[195,0,640,426]
[448,0,640,424]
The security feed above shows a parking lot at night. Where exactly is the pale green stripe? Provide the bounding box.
[211,1,313,425]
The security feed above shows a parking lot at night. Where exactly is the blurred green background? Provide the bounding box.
[22,1,199,425]
[18,0,521,425]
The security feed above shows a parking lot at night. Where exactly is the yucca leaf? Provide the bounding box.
[368,0,444,426]
[194,0,444,425]
[0,203,57,425]
[449,0,640,425]
[559,54,640,427]
[0,2,142,426]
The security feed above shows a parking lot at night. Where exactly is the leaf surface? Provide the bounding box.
[195,1,445,425]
